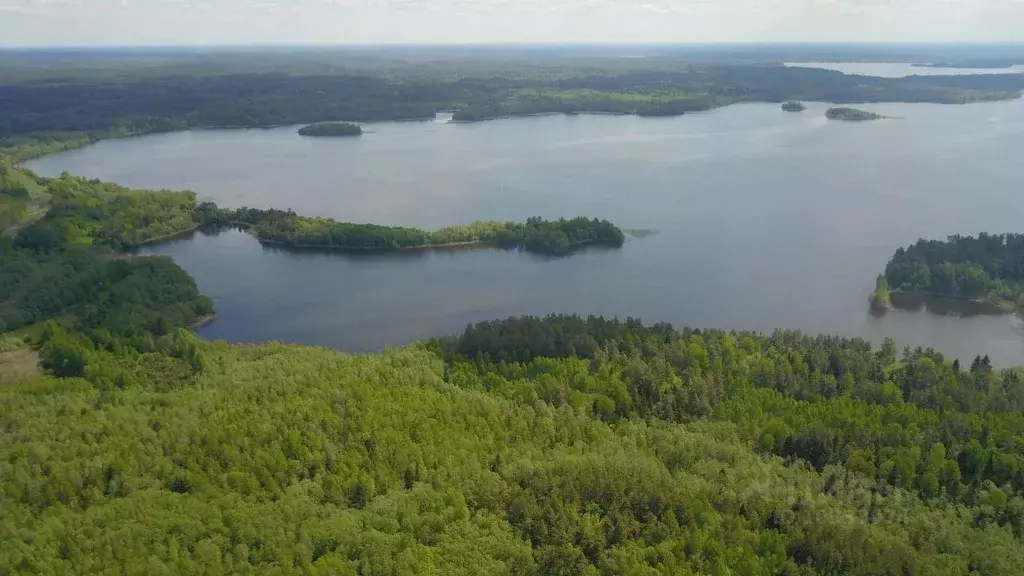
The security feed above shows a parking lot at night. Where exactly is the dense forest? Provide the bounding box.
[6,309,1024,573]
[883,233,1024,307]
[3,57,1024,156]
[205,206,625,255]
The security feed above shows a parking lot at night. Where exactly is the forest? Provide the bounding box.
[882,233,1024,307]
[6,307,1024,573]
[3,55,1024,156]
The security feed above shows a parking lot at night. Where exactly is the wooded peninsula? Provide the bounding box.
[204,206,625,255]
[878,233,1024,310]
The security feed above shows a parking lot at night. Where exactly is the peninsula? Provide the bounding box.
[876,233,1024,311]
[201,205,625,256]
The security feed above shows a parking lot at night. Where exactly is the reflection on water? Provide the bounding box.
[890,292,1010,317]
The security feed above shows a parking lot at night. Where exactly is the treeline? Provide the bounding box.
[452,90,715,122]
[436,315,1024,530]
[3,63,1023,146]
[5,318,1024,573]
[201,204,624,255]
[884,233,1024,306]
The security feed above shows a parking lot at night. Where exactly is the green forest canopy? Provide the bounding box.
[205,206,625,255]
[5,313,1024,574]
[883,233,1024,307]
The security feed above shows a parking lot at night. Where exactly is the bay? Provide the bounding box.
[24,101,1024,365]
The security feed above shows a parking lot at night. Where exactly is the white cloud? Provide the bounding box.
[0,0,1022,45]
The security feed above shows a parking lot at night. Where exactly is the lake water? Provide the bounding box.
[784,62,1024,77]
[24,101,1024,365]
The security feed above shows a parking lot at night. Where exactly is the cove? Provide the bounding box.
[25,101,1024,366]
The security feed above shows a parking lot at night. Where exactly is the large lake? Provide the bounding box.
[24,101,1024,365]
[784,62,1024,77]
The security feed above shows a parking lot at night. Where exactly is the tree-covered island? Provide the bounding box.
[781,100,806,112]
[826,107,885,121]
[297,122,363,137]
[202,206,625,255]
[877,233,1024,311]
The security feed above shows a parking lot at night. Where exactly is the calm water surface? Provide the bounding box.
[784,61,1024,77]
[25,101,1024,365]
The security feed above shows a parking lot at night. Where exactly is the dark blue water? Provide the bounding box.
[25,101,1024,365]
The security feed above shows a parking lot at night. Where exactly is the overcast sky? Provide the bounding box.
[0,0,1022,46]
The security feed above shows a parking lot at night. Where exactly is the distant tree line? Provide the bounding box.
[2,64,1023,152]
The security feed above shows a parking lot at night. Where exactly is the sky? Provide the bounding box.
[0,0,1022,46]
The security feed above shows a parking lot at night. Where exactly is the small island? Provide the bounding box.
[200,205,625,256]
[781,100,806,112]
[825,107,884,121]
[874,233,1024,312]
[297,122,363,137]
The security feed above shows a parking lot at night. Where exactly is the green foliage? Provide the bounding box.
[204,206,624,255]
[781,100,806,112]
[4,340,1024,574]
[438,315,1024,522]
[14,173,198,252]
[298,122,363,136]
[870,274,891,310]
[884,233,1024,305]
[825,107,884,121]
[1,247,210,341]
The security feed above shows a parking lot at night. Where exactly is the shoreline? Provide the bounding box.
[887,289,1017,313]
[189,314,216,330]
[254,234,491,252]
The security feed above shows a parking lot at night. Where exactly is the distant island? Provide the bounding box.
[781,100,806,112]
[826,107,884,121]
[875,233,1024,312]
[200,206,625,256]
[297,122,362,137]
